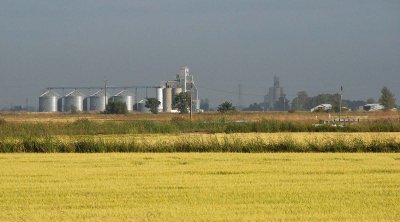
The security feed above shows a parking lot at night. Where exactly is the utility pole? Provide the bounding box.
[339,86,343,124]
[104,80,108,112]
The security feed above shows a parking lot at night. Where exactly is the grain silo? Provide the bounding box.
[156,87,163,113]
[83,97,89,112]
[109,90,134,111]
[163,87,172,112]
[57,98,63,112]
[39,90,59,112]
[89,90,108,112]
[172,87,183,103]
[64,90,84,112]
[137,99,150,113]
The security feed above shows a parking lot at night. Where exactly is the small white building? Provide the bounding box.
[363,104,384,112]
[311,104,332,112]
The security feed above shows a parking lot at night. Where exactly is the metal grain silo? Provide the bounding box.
[57,98,63,112]
[163,87,172,112]
[137,100,150,113]
[156,87,163,113]
[83,97,89,112]
[89,90,108,112]
[64,90,84,112]
[110,90,134,112]
[39,90,59,112]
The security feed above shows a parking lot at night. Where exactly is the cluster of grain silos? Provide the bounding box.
[39,89,136,113]
[160,87,183,112]
[38,66,199,113]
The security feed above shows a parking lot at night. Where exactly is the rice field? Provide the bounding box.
[0,153,399,221]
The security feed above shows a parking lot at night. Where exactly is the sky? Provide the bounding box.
[1,0,399,109]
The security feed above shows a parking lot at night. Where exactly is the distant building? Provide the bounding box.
[311,104,332,112]
[264,76,287,111]
[363,104,384,112]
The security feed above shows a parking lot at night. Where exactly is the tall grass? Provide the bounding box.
[1,134,399,153]
[1,118,400,137]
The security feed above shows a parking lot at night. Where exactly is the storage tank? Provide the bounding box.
[64,90,84,112]
[109,90,134,112]
[163,87,172,112]
[172,87,183,103]
[89,90,108,112]
[57,98,63,112]
[83,97,89,112]
[39,90,59,112]
[156,87,163,113]
[137,100,150,113]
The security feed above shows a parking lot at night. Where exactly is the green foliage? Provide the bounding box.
[105,101,128,114]
[217,101,236,113]
[379,86,397,110]
[145,98,161,114]
[243,103,263,111]
[367,97,375,104]
[174,92,191,114]
[70,105,78,114]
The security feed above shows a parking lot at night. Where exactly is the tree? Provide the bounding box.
[70,105,78,114]
[275,95,289,111]
[366,97,375,104]
[105,101,128,114]
[379,86,397,110]
[291,91,310,111]
[174,92,191,114]
[243,103,263,111]
[217,101,236,113]
[145,98,161,114]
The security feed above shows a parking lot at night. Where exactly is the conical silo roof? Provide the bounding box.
[66,90,85,97]
[90,90,109,97]
[40,90,60,98]
[114,90,133,97]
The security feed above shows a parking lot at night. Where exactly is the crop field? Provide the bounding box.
[0,153,399,221]
[1,132,400,153]
[0,113,399,220]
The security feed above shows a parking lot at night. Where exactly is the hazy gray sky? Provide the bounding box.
[1,0,399,108]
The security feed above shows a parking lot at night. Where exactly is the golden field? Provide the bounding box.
[0,153,399,221]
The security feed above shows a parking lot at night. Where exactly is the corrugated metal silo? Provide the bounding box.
[64,90,84,112]
[137,100,150,113]
[57,98,63,112]
[156,87,163,113]
[110,90,134,111]
[39,90,59,112]
[89,90,108,112]
[163,88,172,112]
[83,97,89,112]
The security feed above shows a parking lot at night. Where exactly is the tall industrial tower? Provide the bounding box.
[176,66,200,111]
[265,76,285,111]
[159,66,200,112]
